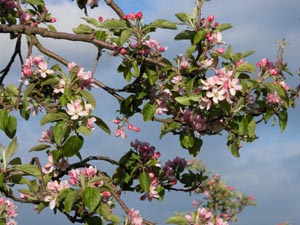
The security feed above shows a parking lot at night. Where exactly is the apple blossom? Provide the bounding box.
[86,117,96,130]
[127,208,143,225]
[66,99,88,120]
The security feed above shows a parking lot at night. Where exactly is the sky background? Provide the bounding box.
[1,0,300,224]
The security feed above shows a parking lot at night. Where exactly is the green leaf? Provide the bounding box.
[150,19,177,30]
[174,30,194,41]
[27,0,44,5]
[166,215,189,225]
[99,203,112,220]
[120,29,133,45]
[13,164,41,178]
[238,116,248,136]
[185,45,197,56]
[63,135,84,157]
[5,115,17,138]
[95,30,107,41]
[85,216,103,225]
[83,187,101,212]
[81,17,101,27]
[139,172,151,192]
[98,19,127,29]
[175,13,190,23]
[6,138,18,162]
[47,24,57,32]
[64,189,80,212]
[188,138,202,157]
[236,63,256,73]
[81,90,96,108]
[73,24,94,34]
[142,102,156,121]
[0,109,9,130]
[53,120,69,146]
[94,116,111,135]
[0,173,4,188]
[175,96,192,106]
[77,125,92,136]
[40,112,69,125]
[29,144,51,152]
[193,30,206,44]
[248,118,256,138]
[278,110,288,132]
[241,50,255,58]
[216,23,233,32]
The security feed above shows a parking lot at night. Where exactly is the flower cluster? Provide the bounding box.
[123,11,143,21]
[200,68,242,108]
[130,139,160,163]
[114,118,140,139]
[44,180,70,210]
[68,62,96,90]
[163,157,188,185]
[185,207,229,225]
[127,208,143,225]
[21,55,54,80]
[0,195,17,225]
[42,153,69,175]
[256,58,278,76]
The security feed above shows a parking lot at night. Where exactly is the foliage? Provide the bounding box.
[0,0,298,225]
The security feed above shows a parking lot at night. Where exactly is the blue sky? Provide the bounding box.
[1,0,300,224]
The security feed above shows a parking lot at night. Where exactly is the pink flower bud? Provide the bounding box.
[216,48,224,54]
[98,16,103,22]
[113,119,121,124]
[128,123,134,130]
[207,15,214,23]
[133,126,140,132]
[50,18,57,23]
[119,48,127,55]
[102,191,111,198]
[213,22,219,27]
[135,11,143,20]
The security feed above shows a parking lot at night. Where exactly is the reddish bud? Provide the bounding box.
[113,119,121,124]
[119,48,127,55]
[127,123,134,130]
[133,126,140,132]
[98,16,103,22]
[216,48,224,54]
[135,11,143,20]
[213,22,219,27]
[207,15,214,23]
[50,18,57,23]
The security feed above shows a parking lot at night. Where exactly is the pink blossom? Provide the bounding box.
[128,208,143,225]
[279,81,290,91]
[82,166,97,177]
[39,127,53,143]
[66,99,88,120]
[267,92,282,105]
[68,62,77,72]
[53,79,66,94]
[38,61,54,78]
[86,117,96,130]
[115,127,126,138]
[69,169,81,185]
[77,68,95,89]
[206,87,226,104]
[228,78,242,96]
[42,154,54,174]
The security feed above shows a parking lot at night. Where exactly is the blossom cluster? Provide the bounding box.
[127,208,143,225]
[114,118,140,138]
[200,68,242,108]
[185,207,229,225]
[22,55,54,80]
[0,195,17,225]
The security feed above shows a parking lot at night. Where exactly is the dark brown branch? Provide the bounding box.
[0,35,22,84]
[0,24,174,70]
